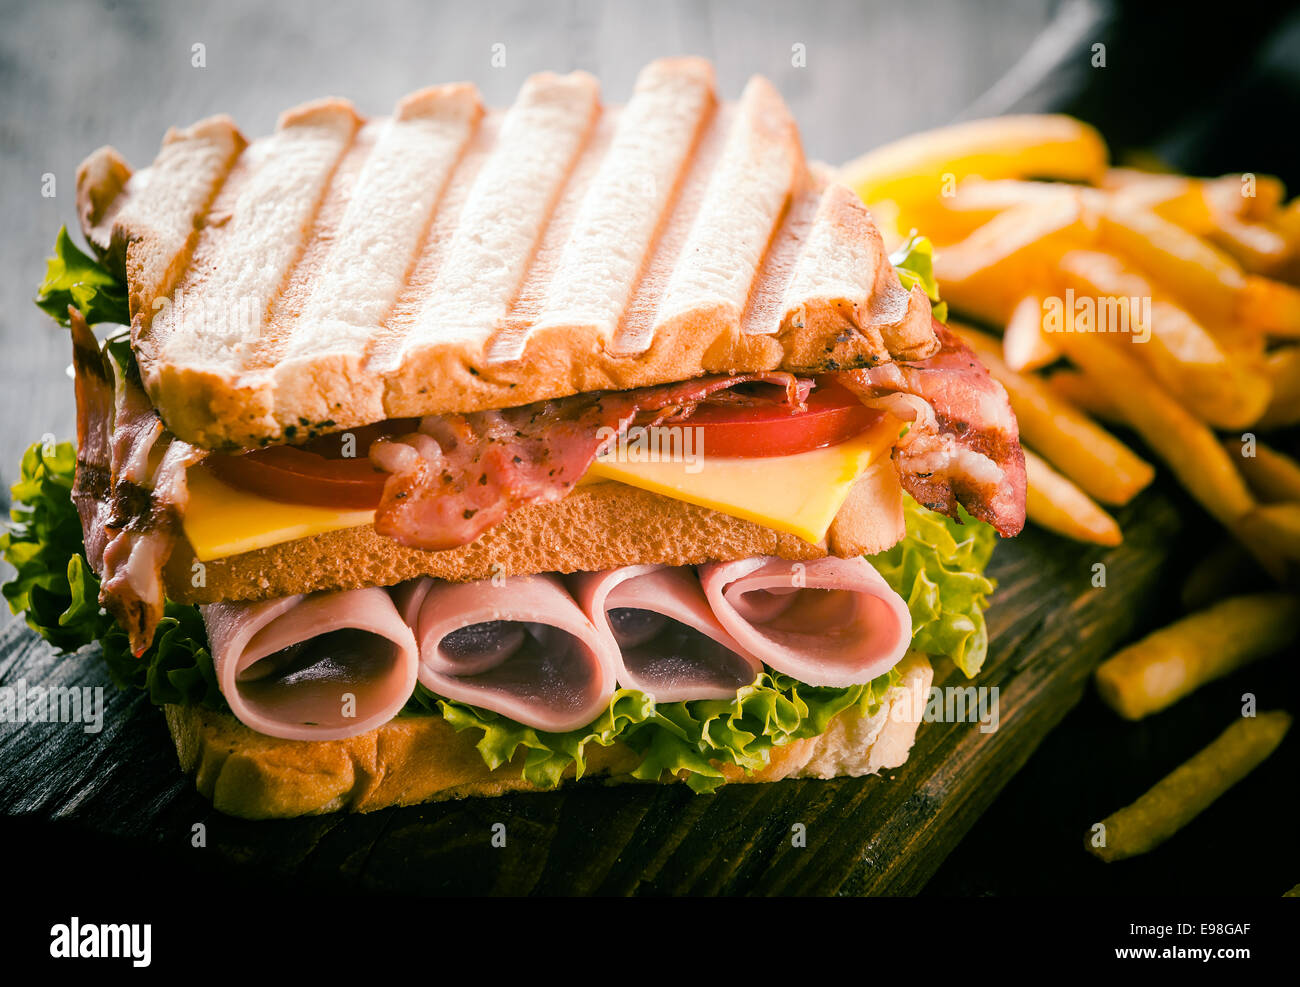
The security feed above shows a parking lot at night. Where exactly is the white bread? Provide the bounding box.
[164,652,932,818]
[76,57,937,450]
[164,460,906,604]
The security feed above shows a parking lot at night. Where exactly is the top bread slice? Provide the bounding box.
[75,57,938,451]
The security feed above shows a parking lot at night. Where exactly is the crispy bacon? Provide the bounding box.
[70,309,206,655]
[834,320,1026,537]
[70,311,115,569]
[370,373,812,551]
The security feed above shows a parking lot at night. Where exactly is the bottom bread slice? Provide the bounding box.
[165,653,933,819]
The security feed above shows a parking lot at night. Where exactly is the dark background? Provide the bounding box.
[2,0,1299,900]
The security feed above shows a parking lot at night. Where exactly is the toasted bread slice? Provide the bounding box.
[77,57,937,450]
[164,652,932,818]
[164,458,906,604]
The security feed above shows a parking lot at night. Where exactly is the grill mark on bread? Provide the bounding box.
[739,178,820,339]
[647,76,802,353]
[119,117,247,333]
[262,85,485,428]
[76,115,246,368]
[141,100,361,444]
[486,102,619,365]
[404,71,601,355]
[80,58,940,449]
[254,120,383,368]
[373,112,503,374]
[613,98,730,365]
[506,57,717,363]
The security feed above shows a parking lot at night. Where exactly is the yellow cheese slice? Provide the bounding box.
[584,416,899,544]
[183,464,376,562]
[183,417,899,560]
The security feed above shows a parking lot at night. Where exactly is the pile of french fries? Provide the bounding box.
[840,115,1300,576]
[841,120,1300,869]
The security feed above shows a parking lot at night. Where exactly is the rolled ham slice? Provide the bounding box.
[699,556,912,687]
[570,565,762,701]
[202,587,419,741]
[397,573,619,732]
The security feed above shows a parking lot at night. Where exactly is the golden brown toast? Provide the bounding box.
[77,58,937,450]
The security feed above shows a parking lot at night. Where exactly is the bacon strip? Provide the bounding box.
[370,373,811,551]
[835,320,1026,536]
[70,310,116,570]
[69,309,206,654]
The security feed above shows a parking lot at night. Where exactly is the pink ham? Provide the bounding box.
[202,587,418,740]
[570,565,762,701]
[396,573,619,732]
[699,556,912,687]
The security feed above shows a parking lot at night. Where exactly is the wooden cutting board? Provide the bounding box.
[0,489,1180,895]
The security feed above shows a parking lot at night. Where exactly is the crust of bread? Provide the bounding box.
[76,59,937,451]
[165,653,932,818]
[164,460,905,604]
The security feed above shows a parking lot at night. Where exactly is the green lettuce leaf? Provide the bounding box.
[891,232,949,323]
[35,227,129,327]
[0,442,113,651]
[417,668,899,793]
[868,497,996,677]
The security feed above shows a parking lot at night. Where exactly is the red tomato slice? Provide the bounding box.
[680,379,880,458]
[206,419,418,509]
[209,380,879,508]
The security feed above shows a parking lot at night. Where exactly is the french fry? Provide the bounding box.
[1207,317,1268,368]
[940,178,1086,212]
[1210,218,1290,276]
[1236,502,1300,562]
[898,179,1098,249]
[935,197,1086,326]
[1048,328,1258,534]
[1273,198,1300,249]
[1238,275,1300,337]
[1043,370,1127,424]
[1097,200,1246,325]
[1103,169,1215,234]
[1057,250,1271,429]
[1100,167,1169,190]
[1204,173,1286,222]
[839,114,1108,209]
[954,324,1154,504]
[1086,711,1292,862]
[1002,293,1059,371]
[1024,449,1122,545]
[1267,199,1300,284]
[880,181,1020,247]
[1258,346,1300,427]
[1223,438,1300,503]
[1094,594,1300,720]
